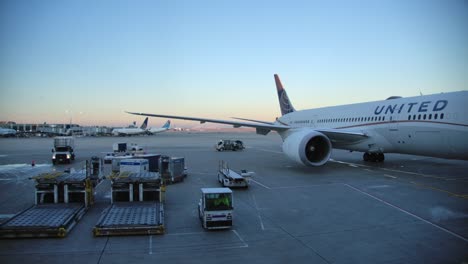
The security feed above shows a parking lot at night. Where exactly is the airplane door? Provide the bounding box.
[311,115,318,128]
[387,115,405,148]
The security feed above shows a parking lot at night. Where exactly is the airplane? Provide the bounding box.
[148,120,171,134]
[0,127,17,137]
[127,74,468,166]
[112,117,149,136]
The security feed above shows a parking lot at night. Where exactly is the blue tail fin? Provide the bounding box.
[275,74,295,116]
[140,117,149,129]
[162,120,171,129]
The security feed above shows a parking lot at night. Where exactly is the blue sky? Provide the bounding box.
[1,0,467,127]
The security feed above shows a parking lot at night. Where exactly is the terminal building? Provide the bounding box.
[0,121,113,136]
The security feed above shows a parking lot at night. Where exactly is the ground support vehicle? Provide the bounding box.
[103,142,145,164]
[0,171,94,238]
[94,172,165,236]
[198,188,233,230]
[159,156,187,184]
[52,136,75,164]
[215,139,245,151]
[218,161,250,188]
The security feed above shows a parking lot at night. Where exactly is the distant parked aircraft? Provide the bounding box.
[148,120,171,134]
[112,117,149,136]
[127,74,468,166]
[0,127,16,137]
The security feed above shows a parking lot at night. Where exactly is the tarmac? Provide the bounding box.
[0,132,467,264]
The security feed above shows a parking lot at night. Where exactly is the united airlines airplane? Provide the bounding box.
[127,74,468,166]
[112,117,149,136]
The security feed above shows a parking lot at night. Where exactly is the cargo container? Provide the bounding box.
[120,159,149,174]
[159,156,186,183]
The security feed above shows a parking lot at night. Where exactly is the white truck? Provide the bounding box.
[112,142,144,154]
[215,139,244,151]
[217,161,250,188]
[52,136,75,165]
[198,188,233,230]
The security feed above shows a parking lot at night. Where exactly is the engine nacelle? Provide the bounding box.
[282,130,332,166]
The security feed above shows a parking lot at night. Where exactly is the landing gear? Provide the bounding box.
[363,152,385,162]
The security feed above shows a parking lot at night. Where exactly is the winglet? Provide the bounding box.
[274,74,295,116]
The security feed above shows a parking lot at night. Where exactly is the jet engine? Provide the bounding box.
[282,130,332,166]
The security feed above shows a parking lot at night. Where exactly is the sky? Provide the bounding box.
[0,0,467,127]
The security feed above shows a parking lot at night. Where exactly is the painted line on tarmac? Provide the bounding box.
[148,235,153,255]
[344,183,468,243]
[250,179,271,190]
[330,159,446,180]
[271,183,343,190]
[232,230,249,248]
[253,148,283,154]
[384,174,397,179]
[166,231,205,236]
[410,181,467,199]
[251,194,265,231]
[381,168,446,180]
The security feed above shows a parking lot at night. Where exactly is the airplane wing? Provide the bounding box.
[126,111,290,135]
[316,128,368,145]
[230,117,277,125]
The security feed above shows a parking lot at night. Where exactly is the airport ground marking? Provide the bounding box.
[271,183,343,190]
[410,181,467,199]
[331,159,448,180]
[384,174,397,179]
[253,148,283,155]
[166,231,206,236]
[344,183,468,243]
[250,179,272,190]
[148,235,153,255]
[166,230,247,249]
[251,193,265,231]
[381,168,446,180]
[232,230,249,248]
[97,236,110,264]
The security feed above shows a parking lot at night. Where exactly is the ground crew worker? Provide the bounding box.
[214,194,230,207]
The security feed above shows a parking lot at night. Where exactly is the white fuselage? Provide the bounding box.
[112,128,147,136]
[277,91,468,160]
[0,128,16,136]
[148,127,169,134]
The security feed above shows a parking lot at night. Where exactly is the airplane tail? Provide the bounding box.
[140,117,149,129]
[275,74,295,116]
[162,120,171,129]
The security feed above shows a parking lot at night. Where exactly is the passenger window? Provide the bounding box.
[423,114,426,120]
[418,114,421,120]
[434,113,438,119]
[441,113,444,119]
[429,114,432,119]
[408,115,411,120]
